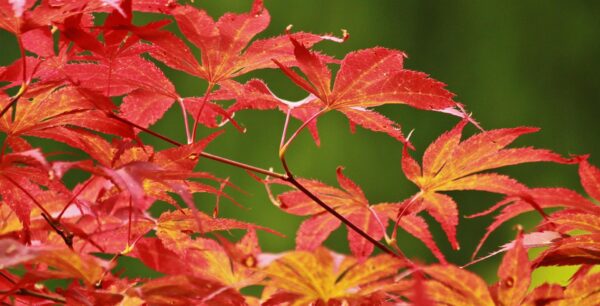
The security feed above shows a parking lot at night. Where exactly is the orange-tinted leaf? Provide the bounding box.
[494,231,531,306]
[534,234,600,267]
[522,283,564,306]
[402,120,572,256]
[549,271,600,306]
[262,247,405,305]
[471,187,600,257]
[579,158,600,202]
[217,229,261,269]
[0,86,133,148]
[550,212,600,233]
[395,212,447,263]
[422,192,460,250]
[156,208,279,253]
[424,264,494,306]
[0,239,105,286]
[154,226,266,289]
[131,275,246,306]
[152,1,328,84]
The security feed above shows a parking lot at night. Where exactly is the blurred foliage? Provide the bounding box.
[1,0,598,286]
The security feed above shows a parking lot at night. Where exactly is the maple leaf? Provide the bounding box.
[272,37,470,145]
[579,157,600,204]
[533,212,600,267]
[418,228,599,306]
[421,230,534,306]
[0,238,106,287]
[548,271,600,306]
[423,264,495,305]
[489,230,531,305]
[0,150,69,240]
[0,0,34,34]
[400,119,572,255]
[128,275,247,306]
[216,79,324,144]
[155,208,279,251]
[468,187,599,258]
[147,0,333,84]
[522,283,565,306]
[261,247,406,305]
[152,213,278,289]
[470,157,600,262]
[0,86,134,151]
[68,132,224,215]
[269,167,398,260]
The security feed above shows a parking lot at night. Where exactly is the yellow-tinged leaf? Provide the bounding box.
[34,248,105,286]
[401,120,571,256]
[156,209,279,253]
[549,271,600,306]
[495,231,531,306]
[262,247,405,305]
[424,264,495,306]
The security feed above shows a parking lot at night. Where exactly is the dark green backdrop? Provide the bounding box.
[1,0,599,288]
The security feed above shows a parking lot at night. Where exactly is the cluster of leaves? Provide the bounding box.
[0,0,598,305]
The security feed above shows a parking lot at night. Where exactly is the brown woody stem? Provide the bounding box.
[280,155,402,259]
[114,111,402,260]
[0,289,66,304]
[0,272,65,303]
[278,110,407,260]
[110,113,287,179]
[2,175,74,249]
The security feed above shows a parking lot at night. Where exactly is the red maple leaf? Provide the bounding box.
[272,36,469,145]
[269,167,404,260]
[399,119,572,259]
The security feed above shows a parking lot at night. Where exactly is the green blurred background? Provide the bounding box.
[2,0,599,288]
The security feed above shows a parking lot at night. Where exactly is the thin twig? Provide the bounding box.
[110,113,287,179]
[0,289,66,304]
[191,82,215,142]
[282,158,403,259]
[113,110,402,260]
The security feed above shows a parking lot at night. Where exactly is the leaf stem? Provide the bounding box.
[279,109,292,149]
[191,82,215,142]
[279,108,326,157]
[177,97,193,144]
